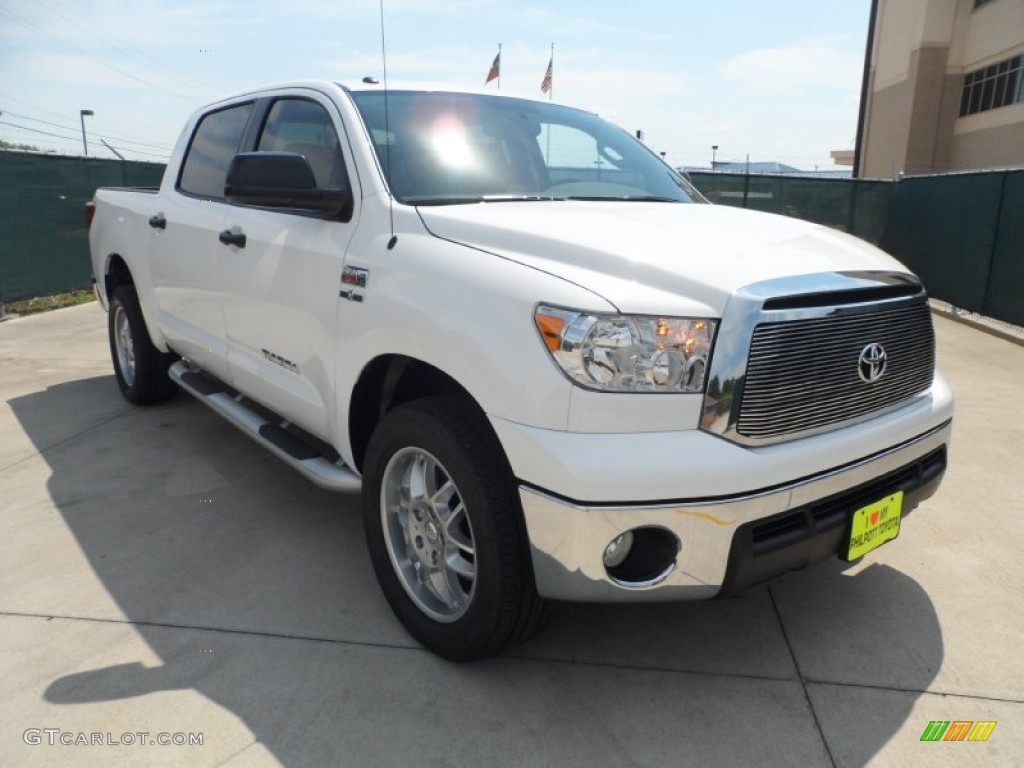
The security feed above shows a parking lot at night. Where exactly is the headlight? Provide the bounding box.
[535,306,716,393]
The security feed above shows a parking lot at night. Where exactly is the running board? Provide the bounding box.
[169,361,361,493]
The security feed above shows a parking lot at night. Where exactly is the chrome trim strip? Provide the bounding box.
[520,420,950,602]
[700,271,927,446]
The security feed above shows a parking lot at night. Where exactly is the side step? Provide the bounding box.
[169,361,361,493]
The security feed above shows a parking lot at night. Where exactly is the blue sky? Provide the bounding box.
[0,0,871,169]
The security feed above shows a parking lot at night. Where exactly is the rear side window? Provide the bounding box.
[256,99,348,187]
[179,102,254,199]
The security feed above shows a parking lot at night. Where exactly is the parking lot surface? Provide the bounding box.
[1,303,1022,767]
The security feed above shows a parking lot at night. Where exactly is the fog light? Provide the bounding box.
[603,531,634,568]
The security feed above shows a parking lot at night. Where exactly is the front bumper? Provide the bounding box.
[519,420,950,601]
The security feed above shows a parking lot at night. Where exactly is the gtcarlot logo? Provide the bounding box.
[23,729,203,747]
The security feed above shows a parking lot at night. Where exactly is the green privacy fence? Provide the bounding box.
[880,171,1024,326]
[689,169,1023,327]
[688,172,893,244]
[0,151,165,302]
[2,152,1021,327]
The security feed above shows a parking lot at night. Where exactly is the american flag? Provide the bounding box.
[485,52,500,84]
[541,57,553,93]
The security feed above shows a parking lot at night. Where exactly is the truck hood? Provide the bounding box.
[416,201,910,316]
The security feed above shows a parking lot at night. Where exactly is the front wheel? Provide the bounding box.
[362,396,548,661]
[108,284,177,404]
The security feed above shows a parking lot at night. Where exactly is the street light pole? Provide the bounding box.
[80,109,94,156]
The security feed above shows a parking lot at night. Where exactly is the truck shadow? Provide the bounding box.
[10,377,942,767]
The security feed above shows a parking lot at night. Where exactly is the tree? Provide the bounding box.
[0,138,41,151]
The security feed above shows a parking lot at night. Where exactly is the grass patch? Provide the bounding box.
[4,289,96,317]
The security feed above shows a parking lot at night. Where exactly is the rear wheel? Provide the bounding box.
[108,284,177,404]
[362,395,548,661]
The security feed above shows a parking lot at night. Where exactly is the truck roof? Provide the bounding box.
[200,79,570,111]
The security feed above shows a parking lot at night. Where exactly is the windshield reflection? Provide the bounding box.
[350,90,700,205]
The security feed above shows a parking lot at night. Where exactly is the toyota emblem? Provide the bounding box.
[858,343,887,383]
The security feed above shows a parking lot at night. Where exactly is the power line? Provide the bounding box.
[0,91,76,122]
[0,120,170,159]
[0,111,73,132]
[37,0,224,98]
[0,109,173,150]
[0,6,196,101]
[88,123,177,150]
[0,119,85,142]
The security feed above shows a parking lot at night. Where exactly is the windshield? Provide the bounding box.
[350,90,701,205]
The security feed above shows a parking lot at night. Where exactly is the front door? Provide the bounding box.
[218,93,359,439]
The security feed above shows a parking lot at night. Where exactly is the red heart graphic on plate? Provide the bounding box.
[870,511,880,525]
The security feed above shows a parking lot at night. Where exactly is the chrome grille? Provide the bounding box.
[736,301,935,440]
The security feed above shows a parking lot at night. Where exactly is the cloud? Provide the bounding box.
[721,40,861,94]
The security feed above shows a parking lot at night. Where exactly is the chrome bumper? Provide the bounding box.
[520,420,951,602]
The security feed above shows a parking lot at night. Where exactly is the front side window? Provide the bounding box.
[350,90,699,204]
[178,102,254,199]
[256,99,348,188]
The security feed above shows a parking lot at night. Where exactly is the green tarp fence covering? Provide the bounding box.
[880,170,1024,326]
[0,151,164,302]
[689,169,1023,327]
[688,171,893,244]
[1,151,1021,327]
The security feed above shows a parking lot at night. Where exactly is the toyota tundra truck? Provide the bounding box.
[88,80,953,660]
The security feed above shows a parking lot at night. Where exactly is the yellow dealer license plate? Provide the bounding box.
[846,491,904,561]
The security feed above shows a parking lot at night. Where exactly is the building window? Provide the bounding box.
[959,55,1023,116]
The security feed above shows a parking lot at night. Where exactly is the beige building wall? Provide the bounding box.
[859,0,1024,178]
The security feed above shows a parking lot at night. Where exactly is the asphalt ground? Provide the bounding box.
[1,303,1021,767]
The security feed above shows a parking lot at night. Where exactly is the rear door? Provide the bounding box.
[148,100,255,380]
[218,90,361,439]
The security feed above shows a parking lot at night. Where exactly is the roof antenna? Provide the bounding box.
[379,0,397,250]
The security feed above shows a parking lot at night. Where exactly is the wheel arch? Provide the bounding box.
[102,253,170,352]
[348,354,491,473]
[103,253,134,302]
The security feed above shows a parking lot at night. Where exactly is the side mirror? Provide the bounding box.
[224,152,351,215]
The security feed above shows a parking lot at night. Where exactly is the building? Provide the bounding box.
[855,0,1024,178]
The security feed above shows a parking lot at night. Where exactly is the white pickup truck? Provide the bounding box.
[88,80,953,660]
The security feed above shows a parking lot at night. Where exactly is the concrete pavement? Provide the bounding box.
[1,303,1021,767]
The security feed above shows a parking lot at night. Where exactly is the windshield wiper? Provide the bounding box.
[408,195,559,206]
[563,195,684,202]
[482,195,559,203]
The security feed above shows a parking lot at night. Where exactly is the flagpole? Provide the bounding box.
[549,42,554,101]
[545,43,553,165]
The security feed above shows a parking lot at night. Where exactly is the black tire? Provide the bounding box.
[362,395,549,661]
[108,284,177,405]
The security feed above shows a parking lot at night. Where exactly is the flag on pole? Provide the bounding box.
[541,55,553,94]
[485,51,500,85]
